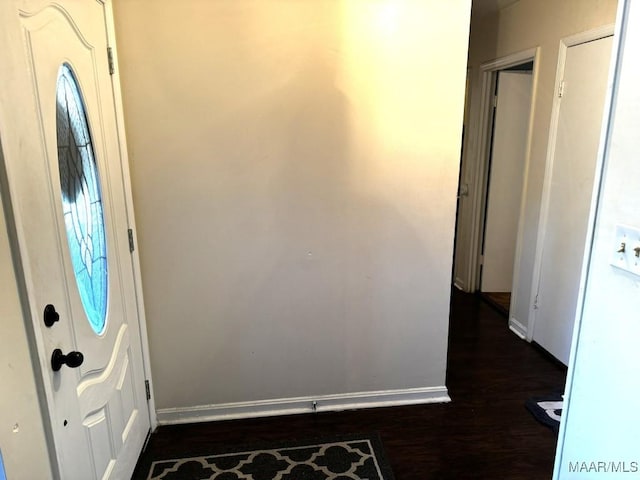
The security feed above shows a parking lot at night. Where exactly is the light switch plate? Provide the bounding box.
[611,224,640,276]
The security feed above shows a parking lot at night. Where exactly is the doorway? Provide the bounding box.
[479,64,534,316]
[452,48,538,334]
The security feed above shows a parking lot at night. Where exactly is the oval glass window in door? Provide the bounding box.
[56,64,108,335]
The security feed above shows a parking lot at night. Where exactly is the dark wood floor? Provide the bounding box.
[133,289,566,479]
[480,291,511,316]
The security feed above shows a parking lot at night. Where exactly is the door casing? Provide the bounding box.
[480,69,533,294]
[453,47,538,338]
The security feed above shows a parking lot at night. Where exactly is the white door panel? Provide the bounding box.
[481,71,532,293]
[16,1,150,478]
[533,35,613,365]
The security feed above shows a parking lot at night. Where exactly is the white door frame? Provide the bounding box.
[462,48,538,333]
[103,0,157,431]
[0,1,156,477]
[528,25,614,343]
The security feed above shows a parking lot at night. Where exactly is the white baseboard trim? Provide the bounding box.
[157,386,450,425]
[509,317,527,340]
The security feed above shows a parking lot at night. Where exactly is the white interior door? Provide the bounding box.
[533,35,613,365]
[481,70,532,293]
[16,1,150,478]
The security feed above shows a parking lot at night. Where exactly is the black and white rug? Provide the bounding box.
[525,390,564,434]
[145,434,395,480]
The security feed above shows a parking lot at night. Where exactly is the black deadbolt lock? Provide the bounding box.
[44,304,60,327]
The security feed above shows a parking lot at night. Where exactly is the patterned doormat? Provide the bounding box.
[143,434,395,480]
[525,390,564,434]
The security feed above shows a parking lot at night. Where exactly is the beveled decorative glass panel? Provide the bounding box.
[56,64,108,335]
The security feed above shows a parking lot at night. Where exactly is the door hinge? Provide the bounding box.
[145,380,151,401]
[128,228,135,252]
[107,47,115,75]
[533,294,539,310]
[479,254,484,266]
[492,95,498,108]
[558,81,565,98]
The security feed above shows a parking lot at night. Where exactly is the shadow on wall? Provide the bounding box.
[201,7,432,401]
[120,1,446,406]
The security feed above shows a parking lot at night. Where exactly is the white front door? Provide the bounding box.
[533,34,613,365]
[14,1,151,478]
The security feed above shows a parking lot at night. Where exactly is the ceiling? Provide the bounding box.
[472,0,520,17]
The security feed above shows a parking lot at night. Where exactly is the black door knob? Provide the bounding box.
[51,349,84,371]
[44,304,60,327]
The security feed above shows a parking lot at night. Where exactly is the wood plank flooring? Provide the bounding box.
[480,291,511,316]
[133,289,566,479]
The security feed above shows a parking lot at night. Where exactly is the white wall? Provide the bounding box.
[113,0,471,412]
[0,183,52,479]
[556,1,640,476]
[456,0,618,334]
